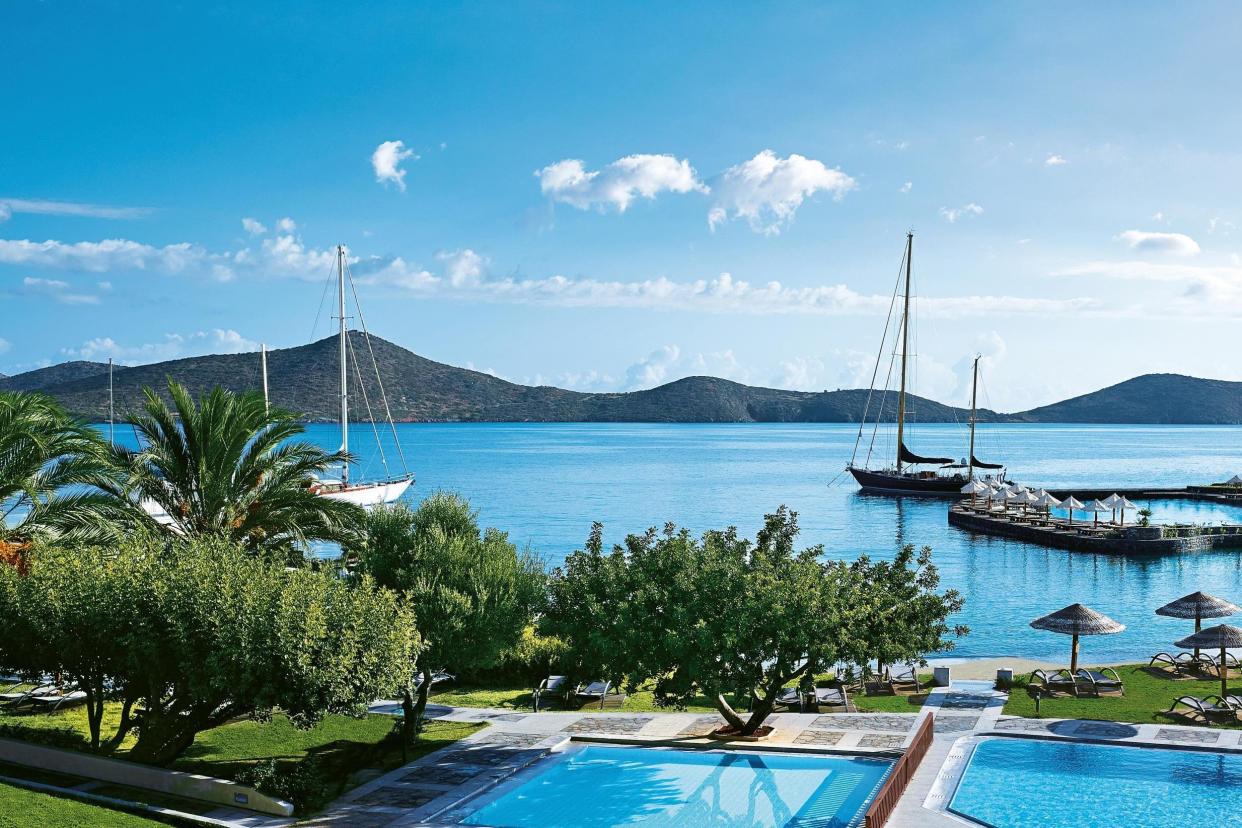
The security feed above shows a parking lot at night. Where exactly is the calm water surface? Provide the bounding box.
[108,421,1226,661]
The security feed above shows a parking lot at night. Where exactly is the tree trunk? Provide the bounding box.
[711,693,746,731]
[127,704,224,766]
[104,695,137,753]
[400,667,432,746]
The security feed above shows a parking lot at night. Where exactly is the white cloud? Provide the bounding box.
[241,217,267,235]
[276,217,296,233]
[939,203,984,223]
[437,248,487,287]
[1044,154,1067,166]
[0,337,9,354]
[690,349,749,382]
[371,140,418,191]
[1208,217,1235,235]
[1053,260,1242,317]
[1115,229,1200,256]
[708,150,855,235]
[20,275,101,305]
[63,329,259,365]
[776,356,827,391]
[0,238,212,274]
[899,181,913,194]
[536,154,706,212]
[0,198,151,220]
[624,345,681,389]
[556,369,617,391]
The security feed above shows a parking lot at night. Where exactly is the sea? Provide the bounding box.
[296,421,1242,663]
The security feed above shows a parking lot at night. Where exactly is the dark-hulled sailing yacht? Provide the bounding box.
[846,233,1006,495]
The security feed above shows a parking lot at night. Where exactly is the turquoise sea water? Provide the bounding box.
[300,421,1242,662]
[462,744,891,828]
[99,421,1242,661]
[949,737,1242,827]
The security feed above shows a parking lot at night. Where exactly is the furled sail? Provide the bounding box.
[970,455,1004,470]
[899,441,955,466]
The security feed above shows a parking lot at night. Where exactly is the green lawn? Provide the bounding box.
[0,704,482,815]
[1002,664,1242,727]
[0,782,166,828]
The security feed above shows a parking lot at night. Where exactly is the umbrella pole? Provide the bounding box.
[1223,644,1229,698]
[1071,634,1079,674]
[1195,615,1201,661]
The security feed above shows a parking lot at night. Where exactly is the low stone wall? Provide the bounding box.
[0,737,294,816]
[947,508,1242,555]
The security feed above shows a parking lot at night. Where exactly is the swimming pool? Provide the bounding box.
[949,737,1242,827]
[460,744,892,827]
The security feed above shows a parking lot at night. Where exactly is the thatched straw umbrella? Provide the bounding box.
[1030,603,1126,674]
[1157,592,1240,660]
[1175,624,1242,697]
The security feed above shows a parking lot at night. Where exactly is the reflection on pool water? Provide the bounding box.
[461,744,892,828]
[949,737,1242,828]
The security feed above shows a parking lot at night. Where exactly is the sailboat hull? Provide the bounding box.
[319,477,413,507]
[848,466,967,496]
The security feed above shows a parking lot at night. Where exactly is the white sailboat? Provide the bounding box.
[307,245,414,507]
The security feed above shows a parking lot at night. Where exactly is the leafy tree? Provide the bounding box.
[545,508,966,736]
[545,507,859,735]
[358,493,544,742]
[107,380,366,561]
[0,391,119,558]
[845,545,967,683]
[0,534,418,765]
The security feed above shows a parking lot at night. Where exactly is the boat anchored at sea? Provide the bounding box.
[303,244,413,506]
[847,232,1006,496]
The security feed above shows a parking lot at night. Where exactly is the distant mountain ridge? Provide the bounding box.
[1,335,1238,424]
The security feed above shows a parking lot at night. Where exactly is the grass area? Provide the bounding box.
[1003,664,1242,727]
[0,703,483,815]
[0,781,166,828]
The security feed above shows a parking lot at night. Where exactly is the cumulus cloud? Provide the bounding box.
[63,329,259,365]
[690,349,749,382]
[939,203,984,223]
[1044,154,1067,166]
[899,181,913,193]
[437,248,487,287]
[536,154,706,212]
[0,198,151,221]
[708,150,855,235]
[624,345,681,389]
[1115,229,1200,256]
[276,217,296,233]
[241,217,267,235]
[371,140,418,191]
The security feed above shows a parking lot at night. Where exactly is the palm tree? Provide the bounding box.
[0,391,119,559]
[109,379,366,559]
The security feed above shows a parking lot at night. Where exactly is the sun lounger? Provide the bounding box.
[1075,668,1124,696]
[771,687,804,712]
[533,675,568,712]
[574,680,624,710]
[1163,695,1240,724]
[0,682,58,709]
[27,688,87,713]
[889,666,922,693]
[1148,652,1200,676]
[808,685,850,712]
[1030,669,1079,696]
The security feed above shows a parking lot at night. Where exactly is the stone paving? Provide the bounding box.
[293,677,1242,828]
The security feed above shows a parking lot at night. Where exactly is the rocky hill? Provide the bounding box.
[6,336,1239,424]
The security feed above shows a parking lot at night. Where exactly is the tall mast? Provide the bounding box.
[895,232,913,474]
[108,357,115,446]
[968,355,979,480]
[260,343,269,415]
[337,245,349,484]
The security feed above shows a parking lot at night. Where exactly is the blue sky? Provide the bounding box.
[3,2,1241,411]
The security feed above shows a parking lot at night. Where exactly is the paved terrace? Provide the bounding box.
[156,679,1242,827]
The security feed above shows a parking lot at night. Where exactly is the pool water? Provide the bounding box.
[949,738,1242,827]
[461,745,892,828]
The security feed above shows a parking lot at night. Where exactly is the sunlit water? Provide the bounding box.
[101,422,1242,661]
[949,738,1242,827]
